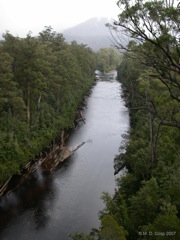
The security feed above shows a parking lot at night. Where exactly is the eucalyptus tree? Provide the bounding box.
[70,41,96,79]
[111,0,180,102]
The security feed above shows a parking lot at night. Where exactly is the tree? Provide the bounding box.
[96,48,122,72]
[111,34,180,239]
[71,41,96,79]
[111,0,180,101]
[69,233,95,240]
[2,32,52,126]
[99,215,127,240]
[0,48,28,183]
[16,35,53,125]
[142,213,180,240]
[116,46,179,174]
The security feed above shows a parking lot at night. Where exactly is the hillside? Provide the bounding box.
[63,17,114,51]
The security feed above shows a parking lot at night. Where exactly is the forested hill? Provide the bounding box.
[0,27,97,185]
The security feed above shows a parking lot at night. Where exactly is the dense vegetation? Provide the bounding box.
[70,0,180,239]
[0,0,179,238]
[96,48,122,73]
[0,27,96,185]
[0,25,121,187]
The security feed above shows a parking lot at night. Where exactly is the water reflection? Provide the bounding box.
[0,169,54,233]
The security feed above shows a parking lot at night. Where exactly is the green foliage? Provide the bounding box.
[99,215,127,240]
[69,233,95,240]
[71,1,179,239]
[96,48,122,73]
[129,178,160,229]
[0,27,96,185]
[141,213,180,240]
[98,73,179,240]
[115,0,180,102]
[94,1,180,238]
[111,44,179,239]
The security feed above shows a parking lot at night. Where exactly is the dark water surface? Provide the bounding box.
[0,73,129,240]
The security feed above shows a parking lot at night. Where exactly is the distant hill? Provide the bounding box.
[63,17,115,51]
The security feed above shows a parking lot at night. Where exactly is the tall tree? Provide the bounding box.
[111,0,180,101]
[14,34,52,125]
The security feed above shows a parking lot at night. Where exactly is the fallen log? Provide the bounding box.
[41,141,86,172]
[0,141,86,197]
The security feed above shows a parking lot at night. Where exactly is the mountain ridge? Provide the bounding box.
[63,17,114,51]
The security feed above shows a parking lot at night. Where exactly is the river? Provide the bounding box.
[0,72,129,240]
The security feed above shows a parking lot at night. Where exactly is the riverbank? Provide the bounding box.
[0,73,129,240]
[0,82,95,197]
[0,30,97,188]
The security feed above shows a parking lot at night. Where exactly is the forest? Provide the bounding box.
[0,25,121,188]
[70,0,180,239]
[0,27,98,185]
[0,0,179,238]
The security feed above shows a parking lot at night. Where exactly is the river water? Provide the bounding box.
[0,72,129,240]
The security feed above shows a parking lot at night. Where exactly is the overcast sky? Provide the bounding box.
[0,0,120,37]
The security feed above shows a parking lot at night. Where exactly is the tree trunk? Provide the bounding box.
[27,81,30,125]
[37,95,41,110]
[149,114,155,166]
